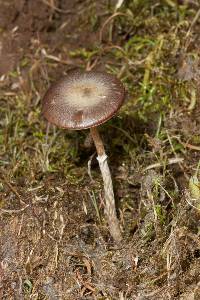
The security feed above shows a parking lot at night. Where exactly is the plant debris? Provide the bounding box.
[1,0,200,299]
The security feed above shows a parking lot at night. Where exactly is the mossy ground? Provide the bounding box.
[1,0,200,299]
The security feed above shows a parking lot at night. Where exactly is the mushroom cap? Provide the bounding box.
[42,70,125,130]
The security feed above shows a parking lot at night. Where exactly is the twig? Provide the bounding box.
[144,157,184,171]
[41,48,74,65]
[182,142,200,151]
[0,205,29,214]
[185,197,200,211]
[185,8,200,39]
[184,8,200,50]
[41,0,73,14]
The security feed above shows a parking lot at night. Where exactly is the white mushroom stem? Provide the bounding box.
[90,127,122,242]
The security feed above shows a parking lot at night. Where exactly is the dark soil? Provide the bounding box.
[1,0,200,299]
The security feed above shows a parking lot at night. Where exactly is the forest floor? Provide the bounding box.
[1,0,200,299]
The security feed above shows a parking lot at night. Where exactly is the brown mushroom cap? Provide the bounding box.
[42,70,125,130]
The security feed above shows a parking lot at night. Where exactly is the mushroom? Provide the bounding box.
[42,70,125,242]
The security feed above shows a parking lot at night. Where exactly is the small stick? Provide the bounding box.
[0,205,29,214]
[144,157,184,171]
[90,127,122,242]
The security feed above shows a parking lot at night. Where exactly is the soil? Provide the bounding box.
[1,0,200,299]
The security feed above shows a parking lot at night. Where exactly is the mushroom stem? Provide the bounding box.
[90,126,122,242]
